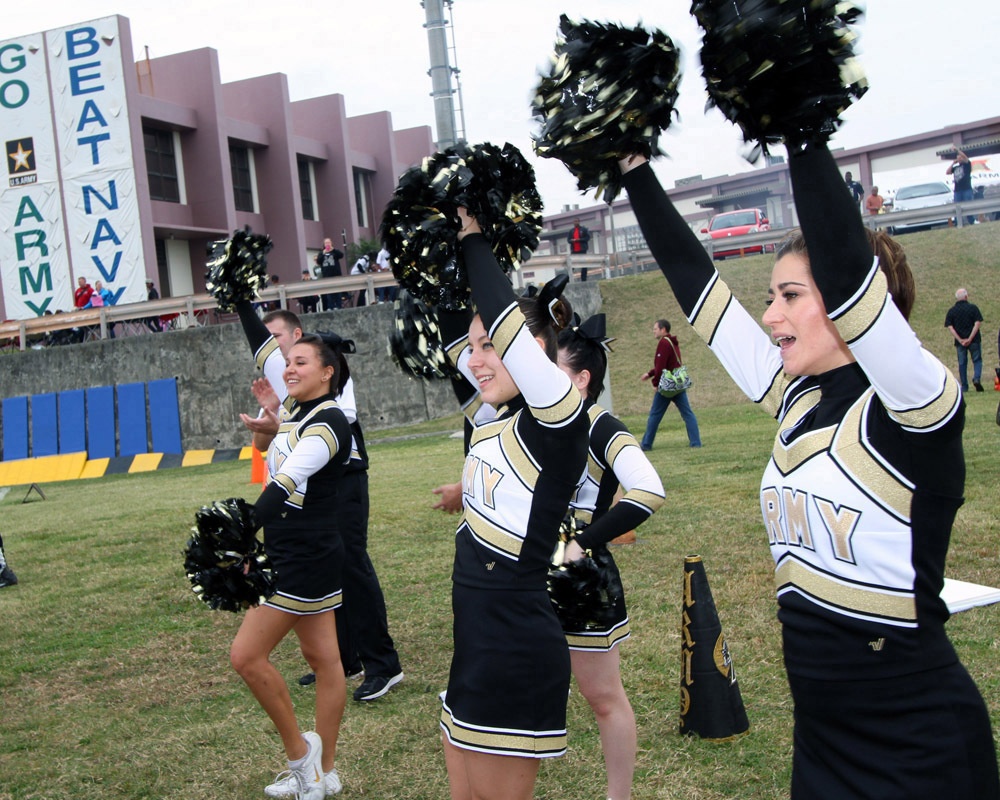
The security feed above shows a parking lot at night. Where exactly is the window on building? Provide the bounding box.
[615,225,648,252]
[298,158,316,221]
[144,126,181,203]
[230,144,257,213]
[353,168,372,227]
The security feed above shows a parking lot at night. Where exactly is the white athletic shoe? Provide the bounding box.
[264,769,342,798]
[264,731,327,800]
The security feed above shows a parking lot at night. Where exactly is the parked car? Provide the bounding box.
[701,208,774,260]
[888,181,953,233]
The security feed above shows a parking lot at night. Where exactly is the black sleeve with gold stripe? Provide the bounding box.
[621,162,718,317]
[461,233,517,330]
[786,142,873,313]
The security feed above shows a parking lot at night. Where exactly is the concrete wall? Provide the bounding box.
[0,283,601,453]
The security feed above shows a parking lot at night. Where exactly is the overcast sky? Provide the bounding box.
[6,0,998,214]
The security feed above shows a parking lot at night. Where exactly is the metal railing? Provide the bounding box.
[1,272,399,351]
[5,199,998,350]
[698,196,1000,260]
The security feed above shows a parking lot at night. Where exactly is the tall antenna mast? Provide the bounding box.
[422,0,465,149]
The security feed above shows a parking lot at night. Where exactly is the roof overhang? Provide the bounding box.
[696,187,772,208]
[937,138,1000,159]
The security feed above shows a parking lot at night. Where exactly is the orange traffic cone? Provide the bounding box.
[250,447,265,485]
[679,555,750,741]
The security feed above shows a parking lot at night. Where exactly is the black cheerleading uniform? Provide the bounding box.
[236,304,403,677]
[623,146,998,800]
[563,402,665,651]
[256,395,352,614]
[439,233,589,759]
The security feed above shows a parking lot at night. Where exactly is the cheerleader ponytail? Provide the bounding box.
[557,313,613,402]
[517,273,573,361]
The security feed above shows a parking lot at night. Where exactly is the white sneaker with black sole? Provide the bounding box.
[353,671,404,701]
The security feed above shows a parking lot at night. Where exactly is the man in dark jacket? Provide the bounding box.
[315,237,345,310]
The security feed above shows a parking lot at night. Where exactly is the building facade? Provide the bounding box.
[539,116,1000,257]
[1,15,434,321]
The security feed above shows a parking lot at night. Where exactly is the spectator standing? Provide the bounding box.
[72,277,94,342]
[945,287,985,392]
[567,217,592,280]
[315,238,345,311]
[299,270,319,315]
[264,274,281,313]
[89,280,116,339]
[865,186,884,215]
[350,253,371,308]
[844,171,864,208]
[145,280,161,332]
[374,246,394,303]
[638,319,701,450]
[946,150,975,225]
[74,276,93,309]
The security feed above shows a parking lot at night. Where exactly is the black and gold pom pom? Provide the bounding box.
[183,498,276,612]
[547,514,624,631]
[387,290,459,380]
[205,226,273,312]
[692,0,867,159]
[379,141,543,311]
[532,15,683,201]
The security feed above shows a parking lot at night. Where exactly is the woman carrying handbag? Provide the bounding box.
[638,319,701,450]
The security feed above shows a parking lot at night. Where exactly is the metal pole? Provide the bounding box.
[423,0,458,149]
[608,202,618,275]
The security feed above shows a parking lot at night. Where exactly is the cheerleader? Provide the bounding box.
[235,302,404,701]
[617,141,999,798]
[555,316,665,800]
[231,334,353,800]
[440,209,590,800]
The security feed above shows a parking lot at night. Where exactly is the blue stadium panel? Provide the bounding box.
[58,389,87,454]
[31,393,58,457]
[2,396,29,461]
[117,382,148,457]
[86,386,116,459]
[148,378,183,454]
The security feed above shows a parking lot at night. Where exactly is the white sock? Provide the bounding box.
[288,735,314,769]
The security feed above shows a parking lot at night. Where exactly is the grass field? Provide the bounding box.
[1,223,998,799]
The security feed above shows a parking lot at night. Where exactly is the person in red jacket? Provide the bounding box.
[567,217,592,280]
[74,276,93,309]
[638,319,701,450]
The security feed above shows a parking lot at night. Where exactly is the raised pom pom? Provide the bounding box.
[379,141,543,311]
[205,226,273,312]
[692,0,867,159]
[532,15,683,201]
[387,290,459,380]
[183,498,276,612]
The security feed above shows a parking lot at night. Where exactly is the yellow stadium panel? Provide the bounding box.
[80,458,110,480]
[0,460,27,485]
[0,453,88,485]
[239,446,254,460]
[182,450,215,467]
[129,453,164,472]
